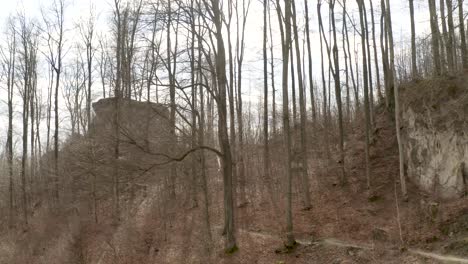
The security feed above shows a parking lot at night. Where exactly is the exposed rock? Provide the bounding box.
[92,98,171,153]
[401,75,468,199]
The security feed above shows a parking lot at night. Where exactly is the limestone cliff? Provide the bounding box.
[401,75,468,199]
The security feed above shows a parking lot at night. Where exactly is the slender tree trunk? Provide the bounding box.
[113,0,122,222]
[53,0,65,204]
[386,0,408,199]
[198,37,212,243]
[263,0,273,212]
[363,3,375,128]
[86,33,93,132]
[318,1,331,161]
[429,0,442,75]
[370,0,383,99]
[446,0,456,72]
[167,1,177,198]
[276,0,295,247]
[343,2,359,115]
[342,1,351,122]
[409,0,418,78]
[459,0,467,69]
[357,0,371,189]
[6,30,16,228]
[268,4,277,135]
[212,0,237,252]
[291,0,312,208]
[304,0,316,127]
[20,26,30,226]
[190,5,198,208]
[290,46,297,126]
[329,0,346,185]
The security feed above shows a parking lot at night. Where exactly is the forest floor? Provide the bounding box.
[83,104,468,264]
[72,104,468,264]
[2,95,468,263]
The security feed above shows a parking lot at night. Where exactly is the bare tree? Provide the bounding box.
[17,14,39,226]
[386,0,408,199]
[459,0,467,69]
[304,0,316,128]
[357,0,371,189]
[275,0,296,248]
[429,0,442,75]
[2,17,17,228]
[409,0,418,78]
[42,0,66,203]
[329,0,346,185]
[78,8,95,133]
[446,0,456,72]
[205,0,238,252]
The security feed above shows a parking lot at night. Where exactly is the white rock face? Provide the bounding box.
[403,108,467,199]
[401,77,468,199]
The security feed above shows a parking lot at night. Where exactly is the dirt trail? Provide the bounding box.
[220,224,468,264]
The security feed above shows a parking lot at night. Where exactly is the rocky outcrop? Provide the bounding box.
[92,98,170,153]
[401,75,468,199]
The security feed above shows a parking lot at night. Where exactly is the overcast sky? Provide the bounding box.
[0,0,463,151]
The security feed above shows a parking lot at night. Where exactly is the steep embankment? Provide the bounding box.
[3,80,468,263]
[401,74,468,199]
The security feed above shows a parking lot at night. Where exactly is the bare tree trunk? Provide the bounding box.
[29,43,38,207]
[318,1,331,162]
[439,0,453,73]
[276,0,296,248]
[235,0,250,208]
[357,0,371,189]
[370,0,383,99]
[386,0,408,199]
[166,1,177,199]
[6,25,16,228]
[446,0,456,72]
[290,45,297,126]
[363,3,375,128]
[329,0,346,185]
[190,3,198,208]
[291,0,312,208]
[459,0,468,69]
[304,0,316,127]
[212,0,237,252]
[113,0,122,222]
[409,0,418,78]
[197,34,212,244]
[19,19,31,226]
[263,0,271,209]
[380,0,391,109]
[343,0,359,116]
[268,4,277,135]
[429,0,442,76]
[82,14,94,133]
[342,1,351,122]
[49,0,65,204]
[225,0,237,211]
